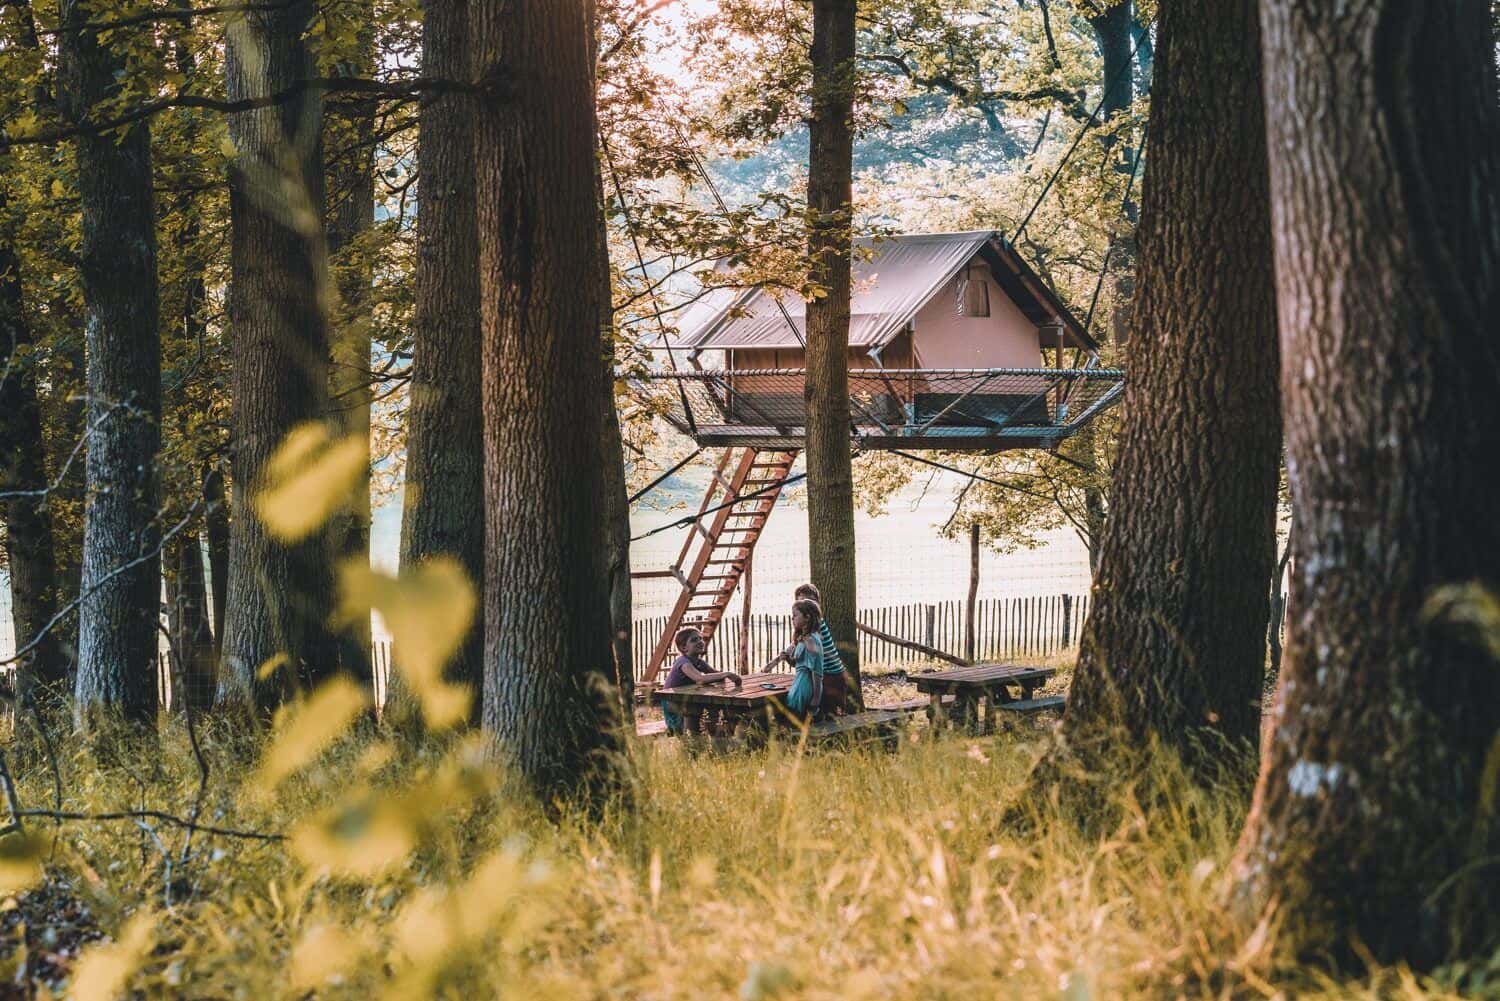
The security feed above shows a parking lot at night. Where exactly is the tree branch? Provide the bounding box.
[4,75,488,148]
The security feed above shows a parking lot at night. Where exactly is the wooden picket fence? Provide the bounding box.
[632,593,1092,681]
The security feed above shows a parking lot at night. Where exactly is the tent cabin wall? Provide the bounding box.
[907,267,1046,369]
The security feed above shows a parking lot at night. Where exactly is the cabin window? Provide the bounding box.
[955,263,990,317]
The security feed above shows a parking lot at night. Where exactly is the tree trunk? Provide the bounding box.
[1054,0,1280,766]
[596,195,635,712]
[46,312,86,678]
[1088,1,1134,128]
[164,533,215,712]
[1231,0,1500,964]
[472,0,625,801]
[216,0,335,713]
[325,3,376,695]
[396,0,484,727]
[1265,517,1292,682]
[803,0,862,708]
[965,522,979,662]
[202,462,229,651]
[58,0,163,726]
[0,197,68,708]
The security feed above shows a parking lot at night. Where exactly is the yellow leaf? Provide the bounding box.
[219,135,237,159]
[256,651,290,682]
[251,678,366,795]
[71,910,155,1001]
[291,738,492,878]
[49,179,66,200]
[337,557,476,730]
[0,831,46,895]
[253,422,368,542]
[289,924,364,989]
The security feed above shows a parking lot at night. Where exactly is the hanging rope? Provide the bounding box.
[600,129,698,435]
[677,126,808,349]
[627,446,703,505]
[630,471,808,542]
[1012,27,1147,243]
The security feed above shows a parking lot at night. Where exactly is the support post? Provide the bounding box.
[738,552,753,672]
[966,522,980,662]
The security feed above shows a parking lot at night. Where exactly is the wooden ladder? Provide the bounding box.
[641,447,800,687]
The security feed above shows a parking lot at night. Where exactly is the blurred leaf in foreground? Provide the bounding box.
[337,555,476,729]
[254,422,368,542]
[71,910,156,1001]
[251,678,367,796]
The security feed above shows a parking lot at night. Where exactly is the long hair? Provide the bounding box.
[792,598,822,643]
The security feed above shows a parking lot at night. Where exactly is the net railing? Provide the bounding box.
[636,367,1124,446]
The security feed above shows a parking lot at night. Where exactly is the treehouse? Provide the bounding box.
[642,230,1124,452]
[632,231,1125,684]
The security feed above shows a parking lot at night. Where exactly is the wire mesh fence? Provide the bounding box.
[637,368,1125,448]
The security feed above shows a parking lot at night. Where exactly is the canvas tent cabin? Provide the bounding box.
[643,231,1124,451]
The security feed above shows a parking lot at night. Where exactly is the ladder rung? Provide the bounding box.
[706,559,745,565]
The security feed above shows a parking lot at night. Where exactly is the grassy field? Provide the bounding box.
[0,705,1482,1000]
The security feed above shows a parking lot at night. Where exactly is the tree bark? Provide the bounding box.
[396,0,485,727]
[472,0,625,801]
[164,532,215,712]
[216,0,336,713]
[1231,0,1500,964]
[58,0,163,726]
[0,197,68,708]
[325,1,376,695]
[804,0,862,708]
[596,189,635,712]
[1053,0,1280,767]
[202,462,229,651]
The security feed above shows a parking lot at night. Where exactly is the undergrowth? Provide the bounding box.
[0,716,1494,999]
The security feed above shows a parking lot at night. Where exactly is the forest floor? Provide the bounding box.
[0,706,1485,999]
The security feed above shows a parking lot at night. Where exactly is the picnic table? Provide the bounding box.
[911,663,1057,733]
[652,672,796,735]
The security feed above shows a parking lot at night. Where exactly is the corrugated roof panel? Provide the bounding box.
[683,231,993,351]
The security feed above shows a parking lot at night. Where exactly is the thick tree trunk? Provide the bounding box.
[164,533,215,712]
[59,0,163,726]
[0,200,68,707]
[396,0,485,727]
[1231,0,1500,964]
[46,313,86,676]
[1089,1,1134,127]
[597,213,635,711]
[1054,0,1280,765]
[216,0,336,712]
[803,0,862,708]
[473,0,625,801]
[325,5,376,695]
[202,463,229,650]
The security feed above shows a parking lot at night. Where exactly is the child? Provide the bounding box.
[767,599,825,722]
[661,627,742,736]
[793,583,847,717]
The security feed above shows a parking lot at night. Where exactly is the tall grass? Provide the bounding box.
[0,717,1488,999]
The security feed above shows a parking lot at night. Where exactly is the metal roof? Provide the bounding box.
[676,231,1096,354]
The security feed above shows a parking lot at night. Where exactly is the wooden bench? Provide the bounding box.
[882,693,954,717]
[803,710,903,751]
[993,695,1066,716]
[636,718,668,738]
